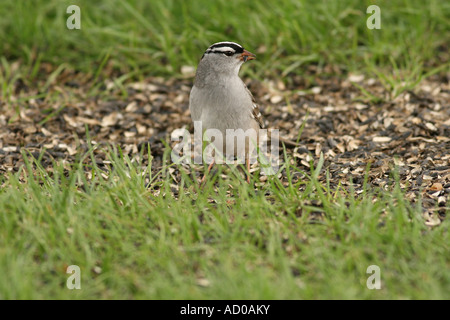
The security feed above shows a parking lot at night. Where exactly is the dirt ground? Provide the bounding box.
[0,64,448,226]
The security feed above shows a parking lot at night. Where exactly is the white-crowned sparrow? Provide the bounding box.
[189,41,264,183]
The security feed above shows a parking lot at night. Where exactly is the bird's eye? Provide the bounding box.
[224,51,234,56]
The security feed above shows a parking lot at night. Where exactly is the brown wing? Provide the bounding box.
[244,83,264,129]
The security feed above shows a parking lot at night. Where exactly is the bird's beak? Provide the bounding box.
[240,50,256,62]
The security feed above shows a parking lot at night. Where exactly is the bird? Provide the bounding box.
[189,41,264,184]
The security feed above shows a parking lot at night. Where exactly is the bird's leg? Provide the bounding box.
[246,152,251,184]
[200,158,215,186]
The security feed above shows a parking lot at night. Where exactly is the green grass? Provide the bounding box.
[0,147,448,299]
[0,0,449,80]
[1,0,449,104]
[0,1,449,299]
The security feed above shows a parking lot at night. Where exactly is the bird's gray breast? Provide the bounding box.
[190,80,252,133]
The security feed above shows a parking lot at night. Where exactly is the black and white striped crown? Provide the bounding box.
[204,41,244,55]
